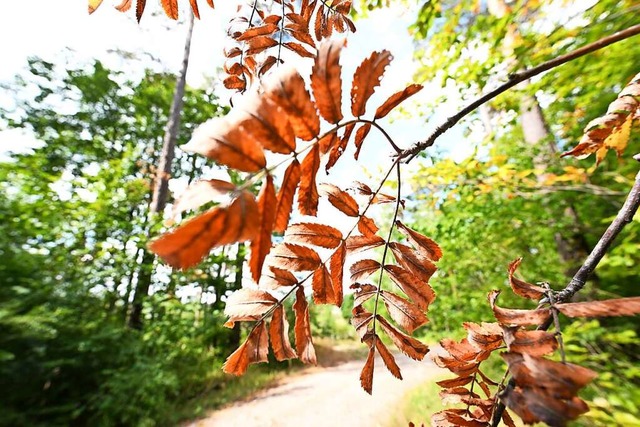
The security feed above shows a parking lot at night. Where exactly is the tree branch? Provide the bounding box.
[399,23,640,163]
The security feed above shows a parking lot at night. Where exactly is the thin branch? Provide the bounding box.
[399,23,640,163]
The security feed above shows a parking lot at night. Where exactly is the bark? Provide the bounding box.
[128,12,195,329]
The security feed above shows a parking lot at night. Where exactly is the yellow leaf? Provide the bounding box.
[88,0,104,14]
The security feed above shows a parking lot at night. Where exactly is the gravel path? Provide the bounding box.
[188,354,442,427]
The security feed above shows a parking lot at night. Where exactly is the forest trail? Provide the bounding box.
[188,354,442,427]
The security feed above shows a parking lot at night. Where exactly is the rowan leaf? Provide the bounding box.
[360,344,375,394]
[269,306,297,361]
[353,123,372,160]
[136,0,146,22]
[374,84,423,119]
[351,306,374,339]
[349,259,381,282]
[182,117,266,172]
[500,386,590,426]
[352,283,377,308]
[381,291,428,334]
[171,179,236,218]
[246,36,278,55]
[224,288,277,327]
[502,327,558,356]
[237,24,279,41]
[376,315,428,360]
[285,222,343,249]
[298,145,320,216]
[293,286,317,364]
[463,322,503,351]
[150,191,259,269]
[389,242,437,283]
[283,42,316,58]
[261,266,298,289]
[264,68,320,141]
[274,159,301,232]
[384,264,436,311]
[319,183,359,217]
[114,0,132,12]
[318,133,338,154]
[161,0,178,19]
[239,97,296,154]
[488,290,551,327]
[351,50,393,117]
[357,215,379,237]
[249,175,277,282]
[556,296,640,318]
[88,0,104,14]
[375,337,402,380]
[330,243,346,308]
[222,321,269,375]
[311,39,344,124]
[395,220,442,261]
[269,243,321,272]
[326,123,355,171]
[436,376,474,388]
[188,0,200,18]
[345,234,385,253]
[508,257,546,300]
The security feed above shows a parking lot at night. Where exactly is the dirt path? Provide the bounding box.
[188,354,442,427]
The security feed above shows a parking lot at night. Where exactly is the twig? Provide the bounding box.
[398,23,640,163]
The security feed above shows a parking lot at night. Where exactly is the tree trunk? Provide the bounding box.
[128,12,195,329]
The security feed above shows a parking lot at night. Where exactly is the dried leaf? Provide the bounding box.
[246,36,278,55]
[501,386,590,426]
[224,288,277,325]
[345,234,385,253]
[374,84,423,119]
[222,322,269,375]
[294,286,317,364]
[351,306,374,339]
[183,117,266,172]
[264,68,320,141]
[349,259,381,283]
[311,39,344,124]
[223,75,246,91]
[312,265,339,305]
[381,291,429,334]
[269,243,321,271]
[283,42,316,58]
[318,133,338,154]
[376,315,428,360]
[503,327,558,356]
[274,159,301,232]
[352,283,377,308]
[436,376,474,388]
[330,242,346,307]
[395,220,442,261]
[384,264,436,311]
[389,242,437,284]
[189,0,200,19]
[431,410,488,427]
[488,290,551,326]
[89,0,104,13]
[360,344,375,394]
[160,0,178,19]
[172,179,236,218]
[351,50,393,117]
[357,215,379,237]
[150,191,258,269]
[326,123,355,171]
[463,322,504,351]
[353,123,372,160]
[114,0,132,12]
[285,222,343,248]
[556,296,640,318]
[270,306,297,361]
[249,175,277,282]
[298,145,320,216]
[319,183,359,217]
[375,337,402,379]
[237,24,279,41]
[261,266,298,289]
[239,97,296,154]
[508,257,546,300]
[136,0,146,22]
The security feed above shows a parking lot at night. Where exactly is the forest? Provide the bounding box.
[1,0,639,426]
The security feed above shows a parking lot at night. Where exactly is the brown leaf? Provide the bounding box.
[395,220,442,261]
[488,290,551,327]
[389,242,437,284]
[503,327,558,356]
[436,376,474,388]
[501,386,590,426]
[274,159,301,232]
[326,123,355,172]
[384,264,436,311]
[150,191,259,269]
[502,410,517,427]
[268,243,321,271]
[319,183,359,217]
[293,286,317,364]
[264,68,320,141]
[556,296,640,318]
[188,0,200,18]
[463,322,503,351]
[353,123,372,160]
[288,28,316,48]
[223,75,246,91]
[352,283,377,308]
[374,84,423,119]
[222,322,269,375]
[269,305,297,361]
[357,215,379,237]
[330,242,346,307]
[508,257,546,300]
[114,0,132,12]
[246,36,278,55]
[345,234,385,253]
[261,266,298,289]
[298,145,320,216]
[376,315,428,360]
[375,337,402,379]
[381,291,429,334]
[360,343,375,394]
[161,0,178,19]
[314,4,325,41]
[351,50,393,117]
[239,97,296,154]
[259,56,278,76]
[237,24,279,41]
[311,39,344,124]
[351,306,374,339]
[312,265,338,305]
[172,179,236,218]
[136,0,146,22]
[183,117,266,172]
[318,133,338,154]
[431,410,488,427]
[224,288,277,326]
[439,338,489,363]
[283,42,316,58]
[285,222,343,249]
[249,176,277,282]
[349,259,381,282]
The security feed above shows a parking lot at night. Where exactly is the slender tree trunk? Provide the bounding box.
[128,12,195,329]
